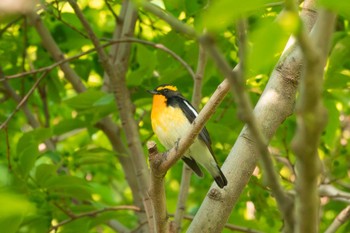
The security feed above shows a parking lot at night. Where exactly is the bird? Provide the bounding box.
[148,84,227,188]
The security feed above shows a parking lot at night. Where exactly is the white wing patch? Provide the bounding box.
[183,99,198,117]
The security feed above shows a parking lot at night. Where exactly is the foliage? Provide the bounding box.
[0,0,350,232]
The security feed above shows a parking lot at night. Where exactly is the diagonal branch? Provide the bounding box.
[156,79,232,174]
[324,205,350,233]
[187,1,318,232]
[147,79,231,232]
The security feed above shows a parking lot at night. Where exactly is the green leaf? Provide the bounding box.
[185,0,208,16]
[203,0,272,31]
[73,147,115,166]
[64,89,117,121]
[93,93,114,106]
[247,18,291,75]
[16,128,52,149]
[53,119,86,135]
[164,0,185,17]
[59,218,91,233]
[325,36,350,89]
[14,128,52,176]
[65,89,106,110]
[72,59,92,82]
[0,192,35,233]
[18,144,39,177]
[318,0,350,19]
[138,44,156,69]
[34,164,57,187]
[45,176,92,200]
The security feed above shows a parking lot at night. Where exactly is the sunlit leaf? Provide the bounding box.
[247,18,290,76]
[318,0,350,19]
[0,192,35,233]
[203,0,272,31]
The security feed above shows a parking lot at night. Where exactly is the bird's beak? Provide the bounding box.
[147,89,158,95]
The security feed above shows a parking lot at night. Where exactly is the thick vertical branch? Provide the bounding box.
[67,1,151,231]
[27,7,146,230]
[174,45,207,232]
[291,9,336,233]
[147,141,169,233]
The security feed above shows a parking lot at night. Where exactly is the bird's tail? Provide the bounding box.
[213,166,227,188]
[205,162,227,188]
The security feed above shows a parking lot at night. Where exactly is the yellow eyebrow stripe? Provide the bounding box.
[156,85,177,91]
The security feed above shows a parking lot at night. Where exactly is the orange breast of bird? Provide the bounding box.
[151,94,190,149]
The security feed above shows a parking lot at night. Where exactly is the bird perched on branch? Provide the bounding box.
[148,84,227,188]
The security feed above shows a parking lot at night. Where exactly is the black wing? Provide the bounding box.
[172,96,216,157]
[182,157,204,177]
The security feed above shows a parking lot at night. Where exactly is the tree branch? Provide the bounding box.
[140,2,197,38]
[290,7,336,233]
[187,1,318,231]
[174,214,264,233]
[0,70,56,151]
[319,184,350,201]
[3,38,193,81]
[26,11,86,92]
[147,80,231,232]
[104,1,154,231]
[157,79,231,174]
[324,205,350,233]
[26,7,150,231]
[50,205,141,232]
[147,141,169,233]
[67,0,152,231]
[0,71,48,130]
[174,44,207,232]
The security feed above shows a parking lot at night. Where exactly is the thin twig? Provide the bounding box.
[0,16,23,36]
[104,0,120,22]
[5,126,11,171]
[3,38,195,82]
[0,71,49,130]
[49,205,141,232]
[140,2,197,38]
